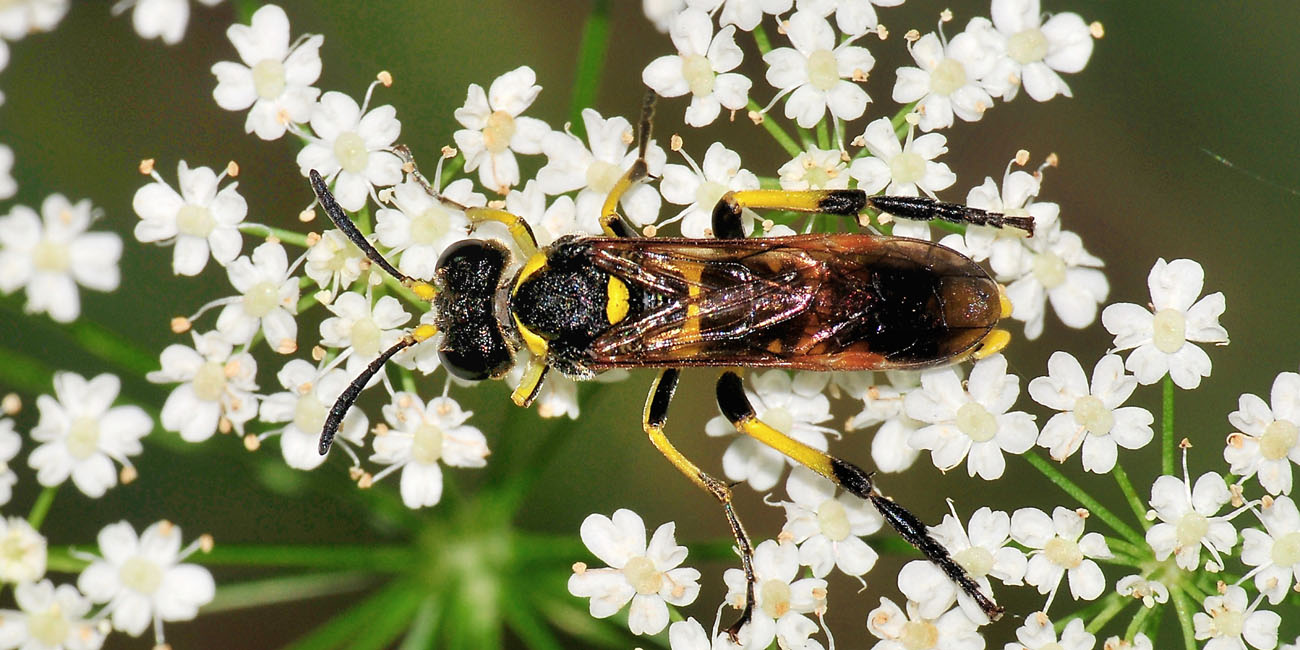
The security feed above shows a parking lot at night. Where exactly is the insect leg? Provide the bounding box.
[510,356,549,407]
[714,370,1005,621]
[711,189,1035,237]
[598,92,657,238]
[642,369,756,642]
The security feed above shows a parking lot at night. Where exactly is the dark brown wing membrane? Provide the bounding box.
[582,234,999,371]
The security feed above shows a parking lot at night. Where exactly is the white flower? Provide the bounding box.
[28,372,150,498]
[893,31,996,131]
[1029,352,1153,472]
[133,160,248,276]
[705,371,835,491]
[0,580,103,650]
[723,540,826,650]
[318,292,411,377]
[844,371,924,473]
[904,355,1037,480]
[763,11,874,128]
[931,506,1026,621]
[668,617,742,650]
[997,219,1108,340]
[452,66,550,193]
[296,90,403,212]
[1012,506,1112,605]
[1115,575,1169,609]
[644,0,686,33]
[939,168,1057,268]
[148,330,259,442]
[1102,258,1228,389]
[1225,372,1300,495]
[967,0,1095,102]
[215,241,299,353]
[795,0,902,36]
[866,595,982,650]
[77,520,215,638]
[895,561,958,619]
[849,117,955,239]
[0,195,121,323]
[503,179,580,246]
[304,229,364,296]
[778,467,882,578]
[116,0,223,45]
[374,179,481,280]
[0,0,69,40]
[1006,612,1094,650]
[1145,469,1237,571]
[258,360,369,470]
[778,146,849,190]
[660,142,759,237]
[642,9,751,127]
[0,517,46,584]
[568,509,701,636]
[1101,634,1152,650]
[0,419,18,506]
[1193,585,1281,650]
[371,393,488,508]
[0,144,15,200]
[687,0,792,32]
[537,108,667,231]
[211,3,323,140]
[1241,495,1300,604]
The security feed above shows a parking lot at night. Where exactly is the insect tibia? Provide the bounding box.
[869,195,1036,237]
[318,336,416,455]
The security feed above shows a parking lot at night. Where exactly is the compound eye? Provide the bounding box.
[438,335,514,381]
[439,347,495,381]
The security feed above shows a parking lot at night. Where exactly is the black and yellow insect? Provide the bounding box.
[307,96,1034,638]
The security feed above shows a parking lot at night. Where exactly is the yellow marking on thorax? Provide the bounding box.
[513,313,549,358]
[514,252,548,290]
[606,276,630,324]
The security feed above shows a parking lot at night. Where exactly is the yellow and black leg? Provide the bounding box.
[599,92,657,239]
[642,369,756,640]
[714,370,1005,621]
[710,189,1036,240]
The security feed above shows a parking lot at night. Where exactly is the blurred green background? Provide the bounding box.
[2,0,1299,647]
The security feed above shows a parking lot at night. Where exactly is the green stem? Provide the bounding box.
[1113,462,1152,531]
[746,99,801,157]
[1124,602,1157,641]
[200,544,418,571]
[1170,585,1198,650]
[1024,451,1145,546]
[752,24,773,54]
[27,486,58,530]
[1104,535,1147,561]
[398,595,442,650]
[238,222,311,248]
[1085,592,1128,634]
[207,572,378,613]
[815,120,830,150]
[1162,376,1175,476]
[282,579,415,650]
[568,0,611,134]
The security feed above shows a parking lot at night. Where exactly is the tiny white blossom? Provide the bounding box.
[0,144,15,200]
[660,142,759,237]
[216,241,300,353]
[763,11,874,128]
[931,506,1027,621]
[779,467,882,578]
[28,372,150,498]
[537,108,667,231]
[115,0,223,45]
[904,354,1037,480]
[374,179,482,280]
[1102,258,1228,389]
[1005,612,1095,650]
[258,360,369,470]
[795,0,902,36]
[1102,634,1152,650]
[893,31,996,131]
[211,3,323,140]
[318,292,411,377]
[77,520,215,639]
[0,517,46,584]
[967,0,1095,101]
[642,9,751,127]
[304,229,364,296]
[844,371,924,473]
[895,561,957,620]
[997,219,1108,340]
[1012,506,1112,606]
[723,540,826,650]
[0,418,18,506]
[1225,372,1300,495]
[297,90,402,211]
[0,195,121,323]
[1145,468,1237,571]
[372,393,488,508]
[133,160,248,276]
[568,509,701,636]
[687,0,793,32]
[148,330,259,442]
[503,179,581,246]
[1115,575,1168,609]
[849,117,955,239]
[453,66,550,193]
[705,371,835,491]
[0,580,104,650]
[668,617,743,650]
[939,168,1057,269]
[644,0,686,33]
[1193,585,1281,650]
[1241,495,1300,604]
[866,595,983,650]
[1029,352,1153,472]
[0,0,69,40]
[778,146,849,190]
